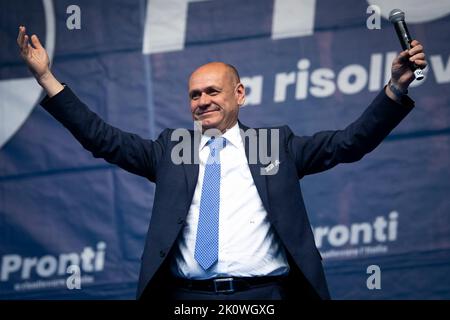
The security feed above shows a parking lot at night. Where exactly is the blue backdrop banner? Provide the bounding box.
[1,0,449,299]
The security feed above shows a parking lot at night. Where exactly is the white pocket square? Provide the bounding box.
[263,159,281,173]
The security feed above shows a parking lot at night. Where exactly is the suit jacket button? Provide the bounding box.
[159,250,166,258]
[177,217,184,224]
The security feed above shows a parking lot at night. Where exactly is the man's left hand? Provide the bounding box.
[390,40,427,92]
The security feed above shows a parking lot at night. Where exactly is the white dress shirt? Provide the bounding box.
[170,122,290,279]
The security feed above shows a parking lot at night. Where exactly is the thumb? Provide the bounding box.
[31,34,44,49]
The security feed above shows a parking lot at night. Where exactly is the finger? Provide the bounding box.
[398,50,410,63]
[18,26,28,49]
[26,43,34,57]
[409,45,423,56]
[410,40,420,47]
[17,26,24,46]
[31,34,43,49]
[414,60,427,69]
[409,52,425,62]
[21,35,29,55]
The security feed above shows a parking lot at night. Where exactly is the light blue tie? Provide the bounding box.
[194,136,226,270]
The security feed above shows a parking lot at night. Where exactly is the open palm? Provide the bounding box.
[17,26,50,81]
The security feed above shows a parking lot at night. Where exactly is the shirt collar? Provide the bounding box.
[200,122,242,150]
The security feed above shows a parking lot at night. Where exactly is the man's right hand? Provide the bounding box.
[17,25,64,97]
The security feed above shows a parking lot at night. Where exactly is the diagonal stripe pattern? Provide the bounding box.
[194,136,226,270]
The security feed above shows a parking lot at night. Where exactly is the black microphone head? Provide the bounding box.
[389,9,405,23]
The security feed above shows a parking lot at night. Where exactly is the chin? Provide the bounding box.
[201,121,218,130]
[199,117,222,130]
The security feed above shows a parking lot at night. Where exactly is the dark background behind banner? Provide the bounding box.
[1,0,449,299]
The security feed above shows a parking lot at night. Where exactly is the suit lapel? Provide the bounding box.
[181,123,271,214]
[182,129,200,207]
[239,122,271,214]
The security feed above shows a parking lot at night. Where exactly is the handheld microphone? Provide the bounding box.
[389,9,424,81]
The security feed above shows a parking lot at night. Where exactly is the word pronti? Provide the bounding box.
[1,242,106,282]
[314,211,399,248]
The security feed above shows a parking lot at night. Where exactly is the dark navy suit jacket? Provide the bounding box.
[41,86,414,300]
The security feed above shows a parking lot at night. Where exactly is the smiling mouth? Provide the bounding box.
[197,109,219,116]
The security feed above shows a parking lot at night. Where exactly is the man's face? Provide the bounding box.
[189,63,245,132]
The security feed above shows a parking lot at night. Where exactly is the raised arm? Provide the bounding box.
[17,26,64,97]
[287,41,427,178]
[17,26,167,181]
[385,40,427,102]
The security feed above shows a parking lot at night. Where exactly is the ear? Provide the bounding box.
[235,83,246,106]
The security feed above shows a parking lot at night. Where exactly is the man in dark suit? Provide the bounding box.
[17,26,427,300]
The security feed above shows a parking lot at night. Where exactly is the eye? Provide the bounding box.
[206,88,220,96]
[190,91,200,100]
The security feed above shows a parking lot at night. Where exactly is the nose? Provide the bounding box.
[198,92,211,108]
